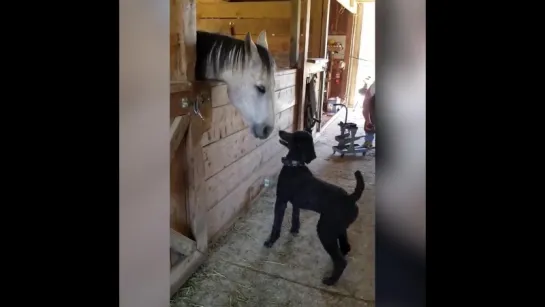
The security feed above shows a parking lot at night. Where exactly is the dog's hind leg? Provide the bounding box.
[264,199,288,248]
[338,229,351,255]
[318,220,347,285]
[290,206,300,235]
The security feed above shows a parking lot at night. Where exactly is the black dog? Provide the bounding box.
[264,130,365,285]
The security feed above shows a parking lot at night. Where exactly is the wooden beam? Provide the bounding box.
[207,145,289,239]
[289,0,301,67]
[184,118,208,253]
[336,0,357,14]
[197,18,291,36]
[170,116,190,160]
[315,0,330,132]
[170,229,197,255]
[202,106,295,180]
[346,3,364,107]
[201,84,296,147]
[170,250,206,296]
[294,0,311,130]
[340,10,354,101]
[309,0,324,58]
[197,2,291,19]
[233,34,291,54]
[320,0,331,58]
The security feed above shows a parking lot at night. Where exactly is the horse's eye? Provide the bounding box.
[255,85,266,94]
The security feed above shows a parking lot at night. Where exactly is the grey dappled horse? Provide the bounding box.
[196,30,276,139]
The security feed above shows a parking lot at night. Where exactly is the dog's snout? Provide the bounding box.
[252,123,273,139]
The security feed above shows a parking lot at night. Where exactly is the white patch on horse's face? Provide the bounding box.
[222,32,276,140]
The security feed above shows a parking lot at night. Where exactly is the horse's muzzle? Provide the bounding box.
[251,123,273,139]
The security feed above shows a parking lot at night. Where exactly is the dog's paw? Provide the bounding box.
[340,244,351,255]
[264,238,276,248]
[290,227,299,236]
[322,276,338,286]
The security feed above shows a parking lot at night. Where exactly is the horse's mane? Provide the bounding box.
[195,31,275,80]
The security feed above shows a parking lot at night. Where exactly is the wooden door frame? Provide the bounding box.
[345,3,365,108]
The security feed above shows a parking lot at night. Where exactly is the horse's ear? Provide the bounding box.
[256,30,269,50]
[244,32,258,54]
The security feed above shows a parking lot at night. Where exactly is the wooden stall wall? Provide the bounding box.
[202,69,297,240]
[196,0,292,68]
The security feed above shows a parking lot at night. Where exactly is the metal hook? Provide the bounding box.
[193,96,204,120]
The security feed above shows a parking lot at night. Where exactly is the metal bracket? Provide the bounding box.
[170,86,212,122]
[192,91,210,120]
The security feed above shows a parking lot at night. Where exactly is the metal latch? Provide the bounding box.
[179,91,210,120]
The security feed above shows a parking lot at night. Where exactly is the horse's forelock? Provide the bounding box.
[197,31,275,78]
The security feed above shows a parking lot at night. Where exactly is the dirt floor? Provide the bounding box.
[171,106,375,307]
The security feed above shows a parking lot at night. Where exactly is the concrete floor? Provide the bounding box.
[171,106,375,307]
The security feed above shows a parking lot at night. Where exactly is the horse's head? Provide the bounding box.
[221,31,276,139]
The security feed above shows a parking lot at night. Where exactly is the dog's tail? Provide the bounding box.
[349,170,365,203]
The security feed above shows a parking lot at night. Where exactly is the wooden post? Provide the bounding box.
[169,0,208,297]
[292,0,311,130]
[346,3,364,107]
[289,0,301,68]
[316,0,331,132]
[320,0,331,58]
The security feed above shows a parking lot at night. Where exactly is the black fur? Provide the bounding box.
[264,130,365,285]
[195,31,275,80]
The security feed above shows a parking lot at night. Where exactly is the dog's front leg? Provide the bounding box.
[264,199,288,248]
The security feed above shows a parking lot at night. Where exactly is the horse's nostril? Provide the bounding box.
[263,125,272,137]
[252,124,273,139]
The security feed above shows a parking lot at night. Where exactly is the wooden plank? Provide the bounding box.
[275,86,297,113]
[276,68,297,76]
[197,2,291,19]
[171,145,192,238]
[289,0,301,67]
[183,0,198,83]
[319,0,331,58]
[201,85,295,146]
[171,0,188,83]
[204,106,295,211]
[185,118,208,252]
[232,35,290,54]
[170,250,206,296]
[209,71,296,108]
[336,0,358,14]
[340,11,355,100]
[170,0,197,260]
[210,83,230,108]
[305,61,327,75]
[171,81,192,93]
[201,104,245,146]
[294,0,311,130]
[170,116,191,159]
[207,145,289,239]
[309,0,324,58]
[170,229,197,255]
[275,71,297,90]
[346,3,363,107]
[197,18,291,36]
[202,106,294,179]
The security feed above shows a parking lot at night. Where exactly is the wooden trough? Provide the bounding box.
[170,0,332,296]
